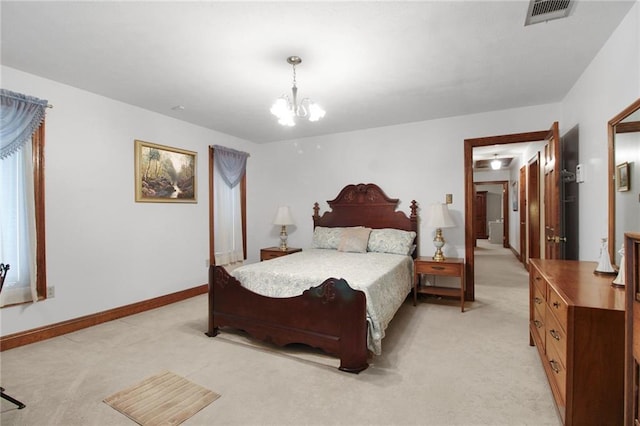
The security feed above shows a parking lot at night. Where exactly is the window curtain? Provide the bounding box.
[1,89,48,159]
[0,89,48,306]
[212,145,249,268]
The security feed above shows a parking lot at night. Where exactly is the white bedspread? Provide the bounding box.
[231,248,413,355]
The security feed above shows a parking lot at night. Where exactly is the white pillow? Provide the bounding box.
[338,227,372,253]
[311,226,344,249]
[367,228,417,256]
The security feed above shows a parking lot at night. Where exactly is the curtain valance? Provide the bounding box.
[212,145,250,188]
[1,89,48,159]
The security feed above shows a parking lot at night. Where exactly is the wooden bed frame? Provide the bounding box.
[206,183,418,373]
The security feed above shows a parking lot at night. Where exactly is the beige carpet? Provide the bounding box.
[103,371,219,426]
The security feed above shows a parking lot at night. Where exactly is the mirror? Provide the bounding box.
[608,98,640,266]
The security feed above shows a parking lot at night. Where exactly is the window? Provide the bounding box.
[209,146,248,268]
[0,119,46,306]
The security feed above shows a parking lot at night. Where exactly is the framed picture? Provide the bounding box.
[134,140,197,203]
[616,162,630,192]
[511,180,518,211]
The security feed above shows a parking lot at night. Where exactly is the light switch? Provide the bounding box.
[576,164,584,183]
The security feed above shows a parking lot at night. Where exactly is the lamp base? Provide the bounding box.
[279,225,288,251]
[432,228,446,262]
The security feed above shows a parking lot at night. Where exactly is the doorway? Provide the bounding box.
[464,129,550,301]
[474,181,510,248]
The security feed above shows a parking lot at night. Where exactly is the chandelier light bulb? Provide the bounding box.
[271,56,325,126]
[491,155,501,170]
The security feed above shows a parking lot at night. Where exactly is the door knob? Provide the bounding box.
[546,235,567,243]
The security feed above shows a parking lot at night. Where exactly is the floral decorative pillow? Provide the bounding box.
[367,228,417,256]
[311,226,344,249]
[338,227,372,253]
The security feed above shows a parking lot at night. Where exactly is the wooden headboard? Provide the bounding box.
[312,183,419,256]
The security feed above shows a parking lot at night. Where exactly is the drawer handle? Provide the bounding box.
[534,297,542,305]
[431,266,445,270]
[535,276,542,281]
[534,320,543,329]
[549,329,561,341]
[549,359,560,374]
[553,301,560,309]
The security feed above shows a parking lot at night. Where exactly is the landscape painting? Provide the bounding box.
[134,140,197,203]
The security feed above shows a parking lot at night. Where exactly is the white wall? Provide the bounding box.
[1,67,256,335]
[560,0,640,260]
[249,104,560,262]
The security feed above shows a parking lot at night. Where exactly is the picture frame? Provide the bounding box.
[616,162,630,192]
[134,140,197,203]
[511,180,518,211]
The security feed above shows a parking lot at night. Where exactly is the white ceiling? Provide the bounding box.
[1,1,635,146]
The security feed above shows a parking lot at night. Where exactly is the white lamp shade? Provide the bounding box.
[273,206,294,226]
[426,203,456,228]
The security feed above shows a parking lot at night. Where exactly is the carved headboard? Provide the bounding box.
[312,183,419,257]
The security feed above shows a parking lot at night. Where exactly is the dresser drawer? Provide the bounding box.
[545,305,567,367]
[261,251,283,261]
[531,271,547,297]
[414,262,462,276]
[533,285,546,317]
[545,339,567,405]
[531,302,546,348]
[547,286,568,331]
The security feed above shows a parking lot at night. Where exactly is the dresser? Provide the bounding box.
[529,259,625,425]
[624,233,640,425]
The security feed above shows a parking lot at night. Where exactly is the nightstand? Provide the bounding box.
[413,257,466,312]
[260,247,302,261]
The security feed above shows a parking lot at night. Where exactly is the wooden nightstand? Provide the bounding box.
[414,257,466,312]
[260,247,302,261]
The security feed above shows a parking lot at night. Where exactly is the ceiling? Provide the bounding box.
[1,1,635,145]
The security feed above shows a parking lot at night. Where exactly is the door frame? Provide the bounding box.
[527,153,541,266]
[464,130,548,301]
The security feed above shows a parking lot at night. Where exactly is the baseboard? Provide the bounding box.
[509,244,521,261]
[0,284,208,351]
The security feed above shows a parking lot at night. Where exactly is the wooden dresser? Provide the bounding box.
[624,233,640,425]
[529,259,625,425]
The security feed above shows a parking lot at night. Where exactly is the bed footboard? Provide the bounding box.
[206,265,369,373]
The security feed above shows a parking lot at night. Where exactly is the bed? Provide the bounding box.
[206,183,418,373]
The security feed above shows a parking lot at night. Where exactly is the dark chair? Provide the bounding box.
[0,263,26,409]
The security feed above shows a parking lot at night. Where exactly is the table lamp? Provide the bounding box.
[273,206,294,251]
[426,203,456,261]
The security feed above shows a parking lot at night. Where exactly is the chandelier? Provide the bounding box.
[270,56,325,127]
[491,154,501,170]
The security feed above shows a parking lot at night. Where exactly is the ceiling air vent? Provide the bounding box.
[525,0,574,26]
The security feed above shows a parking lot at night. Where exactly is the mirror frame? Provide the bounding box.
[608,98,640,266]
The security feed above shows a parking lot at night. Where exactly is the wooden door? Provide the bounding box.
[528,154,540,261]
[543,122,562,259]
[474,191,488,239]
[561,125,580,260]
[519,166,526,264]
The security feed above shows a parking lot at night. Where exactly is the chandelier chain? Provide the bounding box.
[292,63,297,88]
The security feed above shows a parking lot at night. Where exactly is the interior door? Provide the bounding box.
[519,166,526,264]
[528,154,540,261]
[543,122,563,259]
[561,125,580,260]
[474,191,488,239]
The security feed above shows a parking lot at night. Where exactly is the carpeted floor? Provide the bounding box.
[0,240,560,425]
